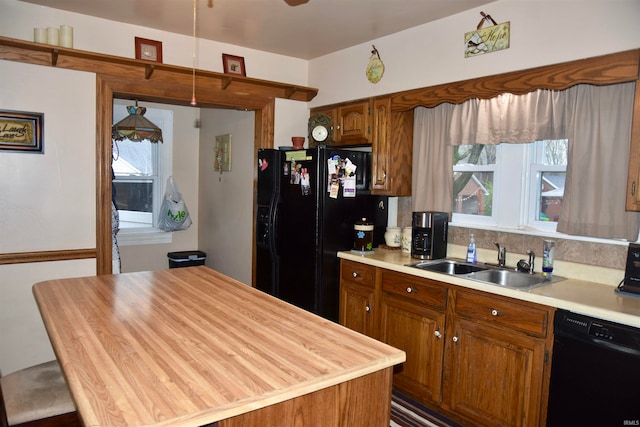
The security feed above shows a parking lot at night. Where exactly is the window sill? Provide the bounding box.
[116,228,172,246]
[449,222,631,246]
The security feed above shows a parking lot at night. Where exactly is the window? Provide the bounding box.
[112,102,173,244]
[529,139,568,230]
[452,144,496,217]
[112,139,157,228]
[452,140,567,232]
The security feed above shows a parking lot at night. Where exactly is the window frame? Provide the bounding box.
[451,140,567,234]
[112,100,173,245]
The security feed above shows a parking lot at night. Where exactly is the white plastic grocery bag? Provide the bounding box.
[159,176,192,231]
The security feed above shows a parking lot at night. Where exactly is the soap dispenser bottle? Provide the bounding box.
[466,234,477,264]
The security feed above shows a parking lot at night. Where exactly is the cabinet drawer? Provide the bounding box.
[454,290,551,338]
[382,271,447,310]
[341,260,375,287]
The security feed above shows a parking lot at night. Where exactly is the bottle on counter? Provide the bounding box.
[466,234,477,264]
[542,239,555,279]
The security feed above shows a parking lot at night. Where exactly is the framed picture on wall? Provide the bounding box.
[0,110,44,153]
[222,54,246,76]
[135,37,163,63]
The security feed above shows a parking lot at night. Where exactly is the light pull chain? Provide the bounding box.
[190,0,197,106]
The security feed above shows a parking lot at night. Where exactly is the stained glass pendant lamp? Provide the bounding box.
[112,102,163,143]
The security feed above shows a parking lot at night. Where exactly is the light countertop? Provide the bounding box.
[33,266,405,427]
[338,249,640,328]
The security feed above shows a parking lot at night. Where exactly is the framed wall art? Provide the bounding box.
[222,54,246,76]
[215,134,232,172]
[135,37,163,63]
[0,110,44,153]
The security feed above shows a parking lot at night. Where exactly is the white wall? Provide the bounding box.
[0,60,96,374]
[198,109,254,285]
[309,0,640,107]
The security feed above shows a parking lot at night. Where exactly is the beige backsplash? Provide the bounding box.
[395,196,627,286]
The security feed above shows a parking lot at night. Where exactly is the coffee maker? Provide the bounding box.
[621,243,640,294]
[411,211,449,260]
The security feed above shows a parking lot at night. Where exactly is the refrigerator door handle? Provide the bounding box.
[272,202,280,252]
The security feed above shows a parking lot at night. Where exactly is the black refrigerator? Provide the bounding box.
[256,147,387,322]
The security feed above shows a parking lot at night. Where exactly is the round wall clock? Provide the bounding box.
[308,113,334,145]
[366,45,384,84]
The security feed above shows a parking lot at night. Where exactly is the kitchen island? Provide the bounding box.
[32,266,405,427]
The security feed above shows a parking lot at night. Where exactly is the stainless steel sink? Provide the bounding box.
[407,259,563,290]
[468,269,555,290]
[408,259,488,275]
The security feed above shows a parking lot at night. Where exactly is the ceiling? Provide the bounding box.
[21,0,493,59]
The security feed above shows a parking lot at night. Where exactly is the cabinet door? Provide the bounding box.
[371,98,391,192]
[371,103,413,196]
[337,101,370,144]
[443,317,547,427]
[380,293,445,404]
[339,281,376,338]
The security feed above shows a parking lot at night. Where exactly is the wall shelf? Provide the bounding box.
[0,36,318,108]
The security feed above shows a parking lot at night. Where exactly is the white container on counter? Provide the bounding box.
[401,227,412,254]
[384,227,401,247]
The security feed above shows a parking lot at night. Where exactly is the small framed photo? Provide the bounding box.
[135,37,163,63]
[222,54,246,76]
[0,110,44,153]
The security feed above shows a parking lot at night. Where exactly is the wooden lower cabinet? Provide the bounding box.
[339,260,555,427]
[379,270,447,403]
[339,260,378,338]
[443,316,548,426]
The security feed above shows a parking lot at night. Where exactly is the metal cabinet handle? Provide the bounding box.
[491,309,504,317]
[406,286,418,294]
[352,271,359,278]
[365,304,370,312]
[452,336,459,343]
[434,330,441,339]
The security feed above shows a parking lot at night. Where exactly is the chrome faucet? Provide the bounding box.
[517,250,536,274]
[527,250,535,274]
[495,242,506,267]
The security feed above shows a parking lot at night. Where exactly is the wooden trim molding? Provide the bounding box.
[390,49,640,111]
[0,249,96,265]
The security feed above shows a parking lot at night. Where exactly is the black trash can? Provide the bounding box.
[167,251,206,268]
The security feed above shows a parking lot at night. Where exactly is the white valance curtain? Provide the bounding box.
[412,82,639,241]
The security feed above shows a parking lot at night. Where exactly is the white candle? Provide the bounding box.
[60,25,73,48]
[33,27,46,43]
[46,27,59,45]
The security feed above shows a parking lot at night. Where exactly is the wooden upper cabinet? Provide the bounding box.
[371,97,413,196]
[371,98,390,192]
[336,100,370,144]
[310,99,371,147]
[311,96,413,196]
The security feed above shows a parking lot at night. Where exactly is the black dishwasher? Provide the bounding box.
[547,309,640,426]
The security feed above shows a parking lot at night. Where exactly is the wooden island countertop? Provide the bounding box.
[33,266,405,427]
